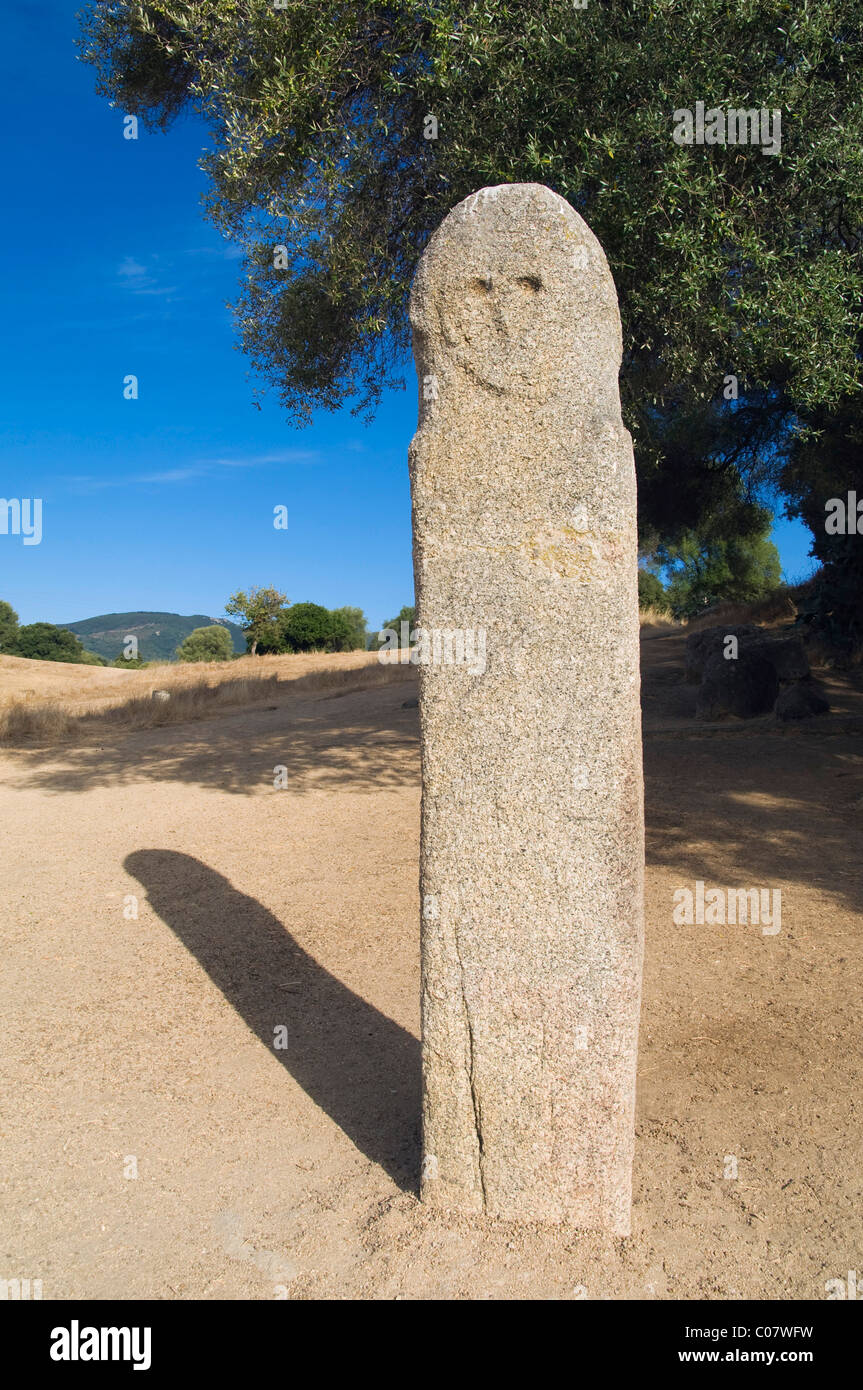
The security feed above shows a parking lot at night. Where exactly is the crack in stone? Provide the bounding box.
[454,925,487,1210]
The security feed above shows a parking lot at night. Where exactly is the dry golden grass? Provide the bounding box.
[688,578,826,633]
[638,606,679,632]
[0,650,416,746]
[686,590,799,632]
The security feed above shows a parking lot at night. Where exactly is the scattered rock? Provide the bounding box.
[151,690,171,703]
[695,649,779,720]
[687,626,810,693]
[775,682,830,721]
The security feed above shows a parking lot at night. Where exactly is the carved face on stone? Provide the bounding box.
[413,186,613,399]
[438,265,556,394]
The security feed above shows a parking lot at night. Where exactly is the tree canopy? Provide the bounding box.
[637,570,669,613]
[11,622,105,664]
[656,505,782,618]
[374,606,416,649]
[78,3,862,417]
[225,585,288,655]
[78,1,863,637]
[0,600,20,653]
[329,605,369,651]
[279,601,335,651]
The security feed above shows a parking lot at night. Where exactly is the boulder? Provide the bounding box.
[775,681,830,721]
[746,635,809,682]
[686,625,809,684]
[684,625,757,683]
[695,649,779,720]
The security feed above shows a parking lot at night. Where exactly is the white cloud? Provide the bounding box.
[65,450,322,492]
[117,257,148,280]
[115,255,176,297]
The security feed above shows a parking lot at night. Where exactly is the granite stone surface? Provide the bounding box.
[410,184,645,1231]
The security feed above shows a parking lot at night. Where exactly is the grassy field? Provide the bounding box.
[0,650,416,744]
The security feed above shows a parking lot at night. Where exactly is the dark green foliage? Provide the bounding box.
[0,600,20,653]
[223,593,370,654]
[77,1,863,431]
[374,606,416,649]
[12,623,98,664]
[329,606,369,651]
[793,539,863,654]
[279,602,334,653]
[637,570,668,612]
[781,396,863,652]
[263,602,369,653]
[635,390,794,548]
[77,2,863,642]
[656,505,782,619]
[325,610,356,652]
[111,653,148,669]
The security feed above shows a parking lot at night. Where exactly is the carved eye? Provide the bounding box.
[470,276,494,295]
[516,275,542,292]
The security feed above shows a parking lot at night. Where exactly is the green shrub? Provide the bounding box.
[11,622,98,664]
[176,624,235,662]
[279,602,333,652]
[638,570,668,612]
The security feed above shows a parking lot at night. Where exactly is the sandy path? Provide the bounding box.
[1,640,861,1299]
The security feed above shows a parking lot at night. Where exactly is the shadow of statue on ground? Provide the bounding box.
[124,849,420,1192]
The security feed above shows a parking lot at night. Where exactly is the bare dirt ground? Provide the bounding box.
[1,634,861,1300]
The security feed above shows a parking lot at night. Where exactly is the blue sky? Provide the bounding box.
[0,3,816,631]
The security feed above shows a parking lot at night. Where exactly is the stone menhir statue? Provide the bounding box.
[409,184,644,1233]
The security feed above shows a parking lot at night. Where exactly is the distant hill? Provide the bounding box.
[63,612,246,663]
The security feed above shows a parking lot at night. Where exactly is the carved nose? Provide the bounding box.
[498,292,519,336]
[495,286,527,339]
